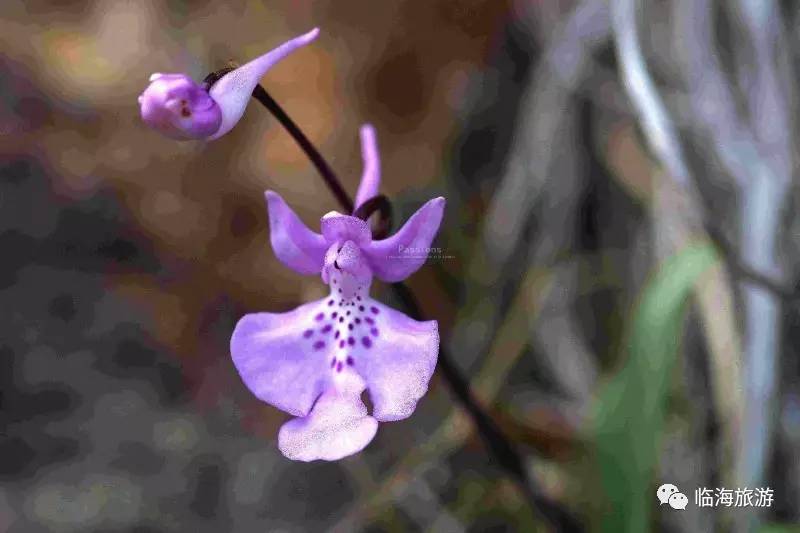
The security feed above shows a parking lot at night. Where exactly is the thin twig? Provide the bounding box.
[727,1,791,517]
[613,0,799,307]
[705,224,799,303]
[483,0,610,267]
[611,0,692,188]
[672,0,759,189]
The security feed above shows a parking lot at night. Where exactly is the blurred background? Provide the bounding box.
[2,0,800,531]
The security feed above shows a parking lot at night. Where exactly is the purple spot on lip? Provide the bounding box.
[327,300,334,306]
[321,324,332,333]
[315,313,324,321]
[332,312,338,318]
[346,356,354,365]
[348,324,354,331]
[370,328,379,337]
[359,306,365,312]
[361,336,372,348]
[335,330,340,339]
[346,311,351,316]
[339,340,345,348]
[313,340,325,351]
[339,317,344,323]
[370,306,379,315]
[303,329,314,338]
[336,362,343,372]
[330,358,336,367]
[348,337,355,346]
[355,318,361,324]
[365,317,375,325]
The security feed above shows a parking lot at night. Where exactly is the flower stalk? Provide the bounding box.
[251,84,355,214]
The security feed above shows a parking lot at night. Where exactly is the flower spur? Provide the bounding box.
[231,125,445,461]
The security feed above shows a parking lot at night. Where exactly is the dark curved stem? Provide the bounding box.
[244,84,582,532]
[353,194,393,240]
[251,85,354,214]
[204,67,353,213]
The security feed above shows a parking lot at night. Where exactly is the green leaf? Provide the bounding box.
[759,526,800,533]
[592,242,719,532]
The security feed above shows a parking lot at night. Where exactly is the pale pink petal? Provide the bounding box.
[278,375,378,461]
[320,212,372,247]
[364,197,445,282]
[266,191,327,275]
[353,300,439,421]
[230,299,334,417]
[353,124,381,211]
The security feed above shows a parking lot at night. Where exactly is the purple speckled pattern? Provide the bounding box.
[230,125,444,461]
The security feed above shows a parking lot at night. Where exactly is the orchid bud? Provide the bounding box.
[138,28,319,141]
[138,73,222,140]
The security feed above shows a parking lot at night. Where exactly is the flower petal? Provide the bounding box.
[278,375,378,461]
[208,28,320,140]
[356,300,439,421]
[230,300,333,417]
[353,124,380,211]
[364,197,445,282]
[266,191,327,275]
[320,212,372,247]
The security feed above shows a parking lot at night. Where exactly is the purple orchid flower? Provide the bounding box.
[231,125,445,461]
[138,28,319,140]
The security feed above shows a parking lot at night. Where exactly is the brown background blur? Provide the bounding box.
[4,0,800,531]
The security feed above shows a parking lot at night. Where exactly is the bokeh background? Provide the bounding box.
[3,0,800,531]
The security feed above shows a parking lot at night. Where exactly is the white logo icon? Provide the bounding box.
[668,492,689,510]
[657,483,688,510]
[657,484,680,505]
